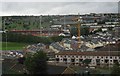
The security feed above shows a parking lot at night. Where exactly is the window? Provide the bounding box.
[60,56,62,57]
[110,56,112,59]
[79,59,83,62]
[97,56,99,58]
[105,59,109,63]
[63,58,67,62]
[101,57,103,58]
[110,60,112,62]
[76,59,78,61]
[106,56,108,59]
[76,56,78,58]
[114,60,118,63]
[84,56,86,58]
[64,55,66,57]
[56,58,59,61]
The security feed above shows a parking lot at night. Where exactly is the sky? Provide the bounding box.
[0,0,120,16]
[1,0,120,2]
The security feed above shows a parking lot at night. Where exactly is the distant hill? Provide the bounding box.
[2,16,55,30]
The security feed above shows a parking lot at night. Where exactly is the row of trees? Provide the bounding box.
[2,32,64,44]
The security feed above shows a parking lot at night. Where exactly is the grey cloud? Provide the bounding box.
[1,2,118,16]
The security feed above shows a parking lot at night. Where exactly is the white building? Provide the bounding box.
[55,51,120,67]
[105,22,119,25]
[85,42,103,49]
[50,25,62,29]
[81,23,98,26]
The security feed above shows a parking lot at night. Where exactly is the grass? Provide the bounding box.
[95,67,111,74]
[0,42,28,50]
[6,19,50,30]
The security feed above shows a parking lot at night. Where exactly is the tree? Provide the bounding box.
[70,26,90,36]
[111,61,120,75]
[70,26,77,36]
[23,24,29,30]
[24,51,48,74]
[51,36,64,42]
[80,26,89,36]
[82,59,91,66]
[2,31,66,44]
[18,57,26,64]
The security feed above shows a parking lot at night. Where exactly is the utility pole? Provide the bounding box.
[39,15,42,36]
[64,15,66,30]
[4,18,7,50]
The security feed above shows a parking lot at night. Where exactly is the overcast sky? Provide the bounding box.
[0,0,119,16]
[1,0,120,2]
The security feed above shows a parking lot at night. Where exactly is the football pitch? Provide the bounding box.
[0,42,28,50]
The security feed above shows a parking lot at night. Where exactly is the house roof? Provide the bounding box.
[56,51,120,56]
[95,44,120,51]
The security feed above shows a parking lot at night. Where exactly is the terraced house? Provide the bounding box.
[55,51,120,67]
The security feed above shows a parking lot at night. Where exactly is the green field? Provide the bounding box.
[0,42,28,50]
